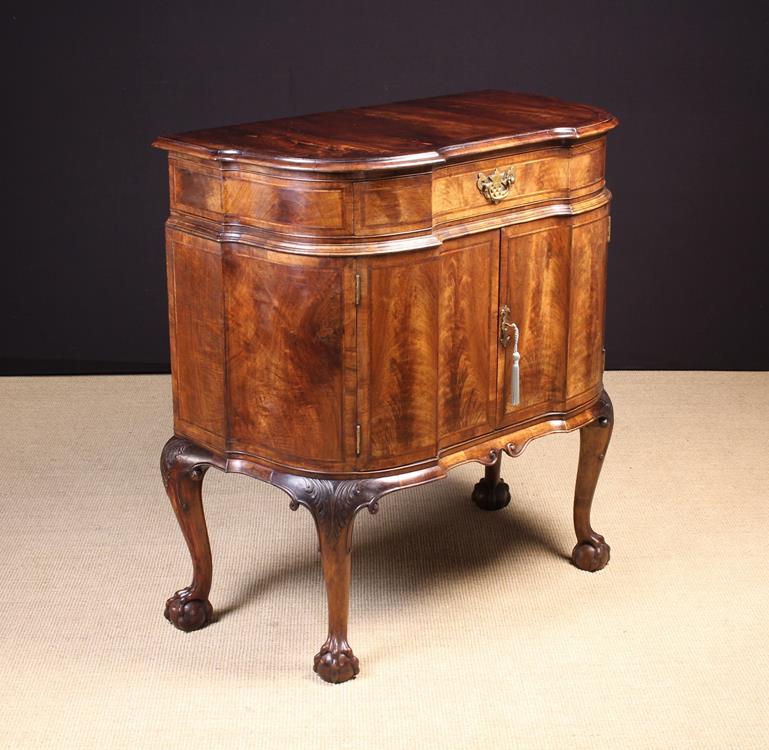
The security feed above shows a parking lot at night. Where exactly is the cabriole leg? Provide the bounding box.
[471,452,511,511]
[571,391,613,572]
[277,475,384,683]
[160,436,217,631]
[313,514,360,683]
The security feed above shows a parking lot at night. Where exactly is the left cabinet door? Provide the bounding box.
[357,249,441,471]
[437,231,500,448]
[224,246,358,472]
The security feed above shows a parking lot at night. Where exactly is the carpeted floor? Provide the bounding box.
[1,371,768,749]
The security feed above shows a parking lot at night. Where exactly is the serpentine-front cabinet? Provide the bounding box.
[154,90,619,683]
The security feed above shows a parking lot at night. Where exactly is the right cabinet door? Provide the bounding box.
[496,209,609,428]
[497,217,571,427]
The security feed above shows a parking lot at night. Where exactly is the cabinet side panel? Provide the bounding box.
[362,254,439,468]
[167,232,226,448]
[497,219,571,426]
[438,232,499,447]
[566,212,609,400]
[225,249,347,466]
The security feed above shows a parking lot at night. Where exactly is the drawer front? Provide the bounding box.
[432,139,606,226]
[433,148,567,225]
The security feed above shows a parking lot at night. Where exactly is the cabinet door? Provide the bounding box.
[438,231,500,447]
[358,250,440,470]
[497,217,571,427]
[224,247,357,471]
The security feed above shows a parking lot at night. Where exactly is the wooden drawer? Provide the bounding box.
[432,140,605,226]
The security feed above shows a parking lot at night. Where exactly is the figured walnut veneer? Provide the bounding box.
[154,90,619,683]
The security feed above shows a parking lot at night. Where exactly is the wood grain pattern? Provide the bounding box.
[433,147,568,225]
[164,184,611,257]
[353,173,432,236]
[166,230,226,449]
[438,231,499,447]
[224,171,354,236]
[568,139,606,199]
[224,247,353,469]
[359,251,440,469]
[497,217,571,426]
[154,90,617,173]
[165,139,607,244]
[171,159,223,220]
[160,96,615,475]
[566,210,609,401]
[156,90,619,683]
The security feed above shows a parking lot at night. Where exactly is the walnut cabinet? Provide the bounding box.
[154,90,618,683]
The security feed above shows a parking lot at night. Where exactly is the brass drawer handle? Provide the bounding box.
[476,167,515,204]
[499,305,521,406]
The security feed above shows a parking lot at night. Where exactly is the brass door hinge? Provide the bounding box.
[354,273,361,305]
[355,424,361,455]
[607,216,612,243]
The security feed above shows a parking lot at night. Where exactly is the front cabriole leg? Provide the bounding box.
[571,390,614,572]
[161,436,220,631]
[273,474,387,684]
[314,497,360,684]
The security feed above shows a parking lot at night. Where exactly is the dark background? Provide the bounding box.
[3,1,768,374]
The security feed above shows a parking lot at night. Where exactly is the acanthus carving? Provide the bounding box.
[161,436,190,490]
[159,389,616,677]
[595,388,613,427]
[161,435,216,492]
[272,473,382,542]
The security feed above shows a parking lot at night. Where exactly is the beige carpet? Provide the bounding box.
[1,372,768,749]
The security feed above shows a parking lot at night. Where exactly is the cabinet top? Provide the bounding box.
[153,90,617,173]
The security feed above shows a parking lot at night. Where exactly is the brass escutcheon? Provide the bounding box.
[499,304,518,348]
[476,167,515,204]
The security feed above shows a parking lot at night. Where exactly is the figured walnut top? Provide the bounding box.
[153,90,618,173]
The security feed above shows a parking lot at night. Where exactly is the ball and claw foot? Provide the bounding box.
[571,538,611,572]
[164,592,214,632]
[471,478,511,511]
[313,638,360,684]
